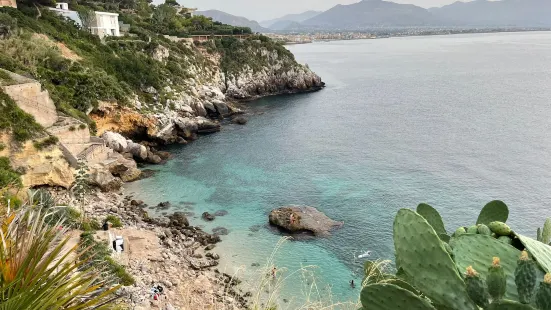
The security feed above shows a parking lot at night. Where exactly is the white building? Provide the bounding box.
[90,11,120,38]
[49,3,121,39]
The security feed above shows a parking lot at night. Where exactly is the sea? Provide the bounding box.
[125,31,551,308]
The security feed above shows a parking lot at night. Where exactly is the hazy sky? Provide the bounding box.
[179,0,469,21]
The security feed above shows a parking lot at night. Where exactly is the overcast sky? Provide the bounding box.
[179,0,470,21]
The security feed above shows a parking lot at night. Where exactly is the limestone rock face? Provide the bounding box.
[269,206,343,237]
[102,131,128,153]
[10,142,75,189]
[90,169,123,192]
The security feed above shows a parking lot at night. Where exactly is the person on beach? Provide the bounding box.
[271,267,277,279]
[289,213,295,225]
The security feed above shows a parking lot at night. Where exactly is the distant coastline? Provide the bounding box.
[271,27,551,45]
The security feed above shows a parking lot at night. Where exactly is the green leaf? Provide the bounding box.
[517,234,551,273]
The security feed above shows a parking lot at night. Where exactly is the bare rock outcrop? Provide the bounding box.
[269,205,343,237]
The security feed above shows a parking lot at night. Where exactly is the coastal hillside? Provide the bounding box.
[196,9,268,33]
[0,2,322,146]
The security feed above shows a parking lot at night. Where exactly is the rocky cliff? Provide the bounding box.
[93,37,324,145]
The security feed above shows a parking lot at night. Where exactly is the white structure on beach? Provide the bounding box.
[49,3,121,38]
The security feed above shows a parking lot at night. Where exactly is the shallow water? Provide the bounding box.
[126,32,551,306]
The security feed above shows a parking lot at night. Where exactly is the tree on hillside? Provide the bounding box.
[165,0,179,6]
[77,8,96,33]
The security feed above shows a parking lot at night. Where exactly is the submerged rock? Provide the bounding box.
[268,205,343,237]
[232,116,248,125]
[202,212,215,221]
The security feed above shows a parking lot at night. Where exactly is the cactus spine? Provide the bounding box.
[487,257,507,301]
[514,251,537,304]
[465,266,490,309]
[535,274,551,310]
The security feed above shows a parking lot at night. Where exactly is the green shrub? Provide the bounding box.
[81,218,102,231]
[0,143,5,152]
[79,232,135,286]
[79,123,86,130]
[69,125,76,131]
[33,136,59,150]
[105,215,123,228]
[0,156,21,188]
[0,90,43,142]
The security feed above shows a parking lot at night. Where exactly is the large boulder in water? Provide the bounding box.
[268,206,343,237]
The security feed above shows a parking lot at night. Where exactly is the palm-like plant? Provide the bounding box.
[0,201,120,309]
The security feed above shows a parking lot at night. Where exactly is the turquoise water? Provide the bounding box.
[126,32,551,307]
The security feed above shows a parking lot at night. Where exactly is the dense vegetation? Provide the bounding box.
[0,1,300,132]
[0,193,119,308]
[359,201,551,310]
[0,89,43,142]
[0,156,20,188]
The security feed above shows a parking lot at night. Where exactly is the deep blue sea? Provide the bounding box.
[126,31,551,307]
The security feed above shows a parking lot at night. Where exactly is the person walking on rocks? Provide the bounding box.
[289,213,295,225]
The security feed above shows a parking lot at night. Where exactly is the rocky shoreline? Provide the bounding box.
[53,188,250,309]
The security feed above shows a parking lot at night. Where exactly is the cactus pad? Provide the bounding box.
[417,203,447,236]
[455,227,467,237]
[543,219,551,244]
[535,274,551,310]
[517,234,551,273]
[452,234,522,301]
[360,283,436,310]
[393,209,477,310]
[487,300,538,310]
[439,233,451,243]
[487,257,507,301]
[465,266,490,308]
[498,236,514,245]
[515,251,537,304]
[477,200,509,225]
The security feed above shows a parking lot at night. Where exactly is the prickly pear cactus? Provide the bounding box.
[535,274,551,310]
[360,283,437,310]
[487,300,537,310]
[440,233,451,243]
[515,251,537,304]
[517,235,551,273]
[543,219,551,245]
[489,221,512,236]
[498,236,514,245]
[538,227,543,242]
[393,209,478,310]
[417,203,447,236]
[455,227,467,237]
[488,257,507,301]
[465,266,490,308]
[467,225,479,234]
[477,200,509,225]
[478,224,492,236]
[453,234,525,301]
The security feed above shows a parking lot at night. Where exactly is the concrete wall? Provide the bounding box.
[1,81,58,128]
[0,0,16,8]
[48,125,91,155]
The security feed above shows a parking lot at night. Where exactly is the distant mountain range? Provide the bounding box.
[259,11,321,30]
[429,0,551,27]
[199,0,551,32]
[302,0,435,28]
[196,10,268,33]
